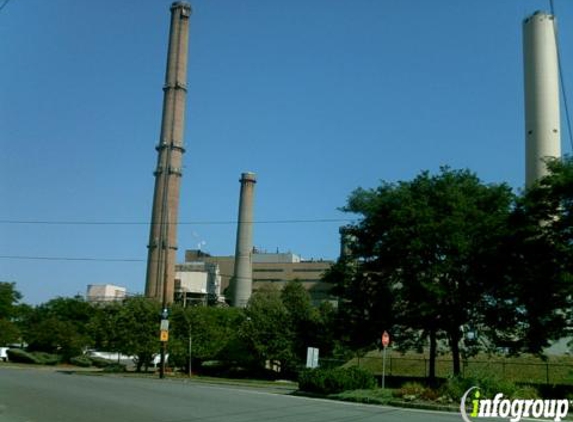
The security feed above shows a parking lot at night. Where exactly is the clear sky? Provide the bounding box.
[1,0,572,304]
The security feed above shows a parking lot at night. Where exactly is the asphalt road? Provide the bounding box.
[0,367,484,422]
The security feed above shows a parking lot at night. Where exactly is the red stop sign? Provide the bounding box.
[382,331,390,347]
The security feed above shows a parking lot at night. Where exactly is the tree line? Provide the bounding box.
[0,281,335,376]
[1,157,571,379]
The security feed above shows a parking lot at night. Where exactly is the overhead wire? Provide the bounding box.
[549,0,573,153]
[0,0,11,13]
[0,218,355,226]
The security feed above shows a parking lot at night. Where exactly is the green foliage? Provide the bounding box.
[393,382,441,401]
[102,363,127,373]
[330,388,394,405]
[113,297,161,371]
[89,356,115,368]
[70,355,93,367]
[32,351,61,365]
[22,296,95,360]
[6,349,61,365]
[0,282,22,320]
[243,287,296,372]
[169,305,245,371]
[441,373,519,401]
[485,156,573,355]
[0,319,20,346]
[298,366,376,394]
[0,283,23,346]
[86,302,123,354]
[6,348,38,364]
[334,167,530,376]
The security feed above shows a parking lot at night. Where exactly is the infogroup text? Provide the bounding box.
[460,387,570,422]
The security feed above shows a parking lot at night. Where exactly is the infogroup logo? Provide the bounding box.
[460,387,570,422]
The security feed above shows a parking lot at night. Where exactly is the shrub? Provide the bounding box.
[90,356,114,368]
[393,381,441,402]
[32,352,61,365]
[70,355,93,367]
[512,385,539,399]
[298,366,376,395]
[441,372,518,401]
[6,349,40,364]
[102,363,126,373]
[6,349,61,365]
[394,382,426,397]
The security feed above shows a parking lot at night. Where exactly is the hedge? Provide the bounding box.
[298,366,376,395]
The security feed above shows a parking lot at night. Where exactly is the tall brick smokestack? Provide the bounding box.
[145,2,191,304]
[230,172,257,307]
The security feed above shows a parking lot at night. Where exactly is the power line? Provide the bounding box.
[0,218,355,226]
[0,0,11,13]
[0,255,144,263]
[550,0,573,153]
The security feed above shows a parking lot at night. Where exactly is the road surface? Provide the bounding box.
[0,367,479,422]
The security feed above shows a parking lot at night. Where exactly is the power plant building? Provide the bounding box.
[86,284,127,304]
[184,249,335,305]
[174,262,225,306]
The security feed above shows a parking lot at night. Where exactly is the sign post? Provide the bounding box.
[159,312,169,379]
[381,331,390,389]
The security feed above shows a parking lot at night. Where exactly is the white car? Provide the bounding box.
[0,347,8,362]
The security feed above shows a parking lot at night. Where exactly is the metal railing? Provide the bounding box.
[319,356,573,385]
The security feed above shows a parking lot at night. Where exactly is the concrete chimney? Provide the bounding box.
[339,227,353,259]
[523,11,561,187]
[231,172,257,307]
[145,2,192,304]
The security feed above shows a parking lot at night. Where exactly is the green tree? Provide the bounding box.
[486,157,573,354]
[23,296,95,360]
[169,305,244,372]
[243,287,295,373]
[0,282,22,345]
[114,297,161,372]
[87,302,123,354]
[0,282,22,320]
[338,167,514,377]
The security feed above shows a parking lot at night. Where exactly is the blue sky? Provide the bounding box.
[1,0,572,304]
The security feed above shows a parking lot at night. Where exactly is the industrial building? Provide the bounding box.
[174,261,225,306]
[183,249,335,305]
[86,284,127,304]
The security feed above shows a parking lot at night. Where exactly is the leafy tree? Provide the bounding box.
[23,296,95,360]
[87,302,123,354]
[0,282,21,320]
[169,305,244,372]
[336,167,514,377]
[323,260,393,354]
[280,281,314,361]
[486,157,573,354]
[243,287,295,373]
[114,297,161,371]
[0,282,22,345]
[0,318,20,345]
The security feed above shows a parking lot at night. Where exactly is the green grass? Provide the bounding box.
[346,351,573,385]
[329,388,394,405]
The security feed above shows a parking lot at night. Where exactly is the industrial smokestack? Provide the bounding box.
[145,2,192,304]
[339,227,353,260]
[231,172,257,307]
[523,10,561,187]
